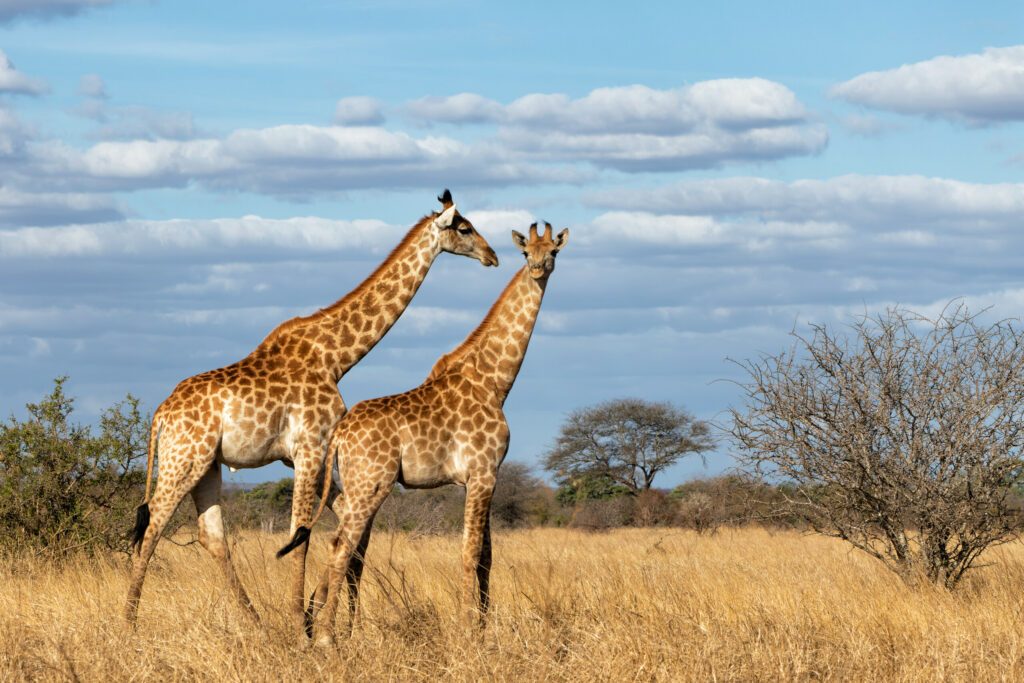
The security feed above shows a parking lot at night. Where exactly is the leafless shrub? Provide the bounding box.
[570,497,634,530]
[671,474,805,533]
[729,303,1024,588]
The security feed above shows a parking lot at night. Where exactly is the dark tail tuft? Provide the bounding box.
[131,503,150,551]
[277,526,311,558]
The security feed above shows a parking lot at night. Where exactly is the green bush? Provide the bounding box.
[0,377,149,558]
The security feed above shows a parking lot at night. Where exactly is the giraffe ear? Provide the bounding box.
[511,230,528,251]
[433,204,457,229]
[553,228,569,252]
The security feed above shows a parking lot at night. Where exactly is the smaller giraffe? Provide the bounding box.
[291,222,569,646]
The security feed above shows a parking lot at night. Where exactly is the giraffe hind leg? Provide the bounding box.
[192,463,259,620]
[124,434,218,625]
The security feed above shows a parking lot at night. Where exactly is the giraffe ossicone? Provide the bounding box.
[123,190,498,640]
[297,221,569,645]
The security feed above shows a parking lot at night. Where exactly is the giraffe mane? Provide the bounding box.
[263,213,437,341]
[428,265,526,378]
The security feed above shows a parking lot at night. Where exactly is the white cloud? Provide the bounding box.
[167,264,263,294]
[0,49,46,95]
[0,187,121,227]
[23,124,582,195]
[594,174,1024,230]
[333,96,385,126]
[71,73,196,140]
[832,46,1024,124]
[401,306,477,335]
[590,211,848,251]
[406,79,826,172]
[4,78,825,198]
[406,93,503,124]
[501,121,826,172]
[0,216,401,258]
[162,305,299,328]
[410,79,808,133]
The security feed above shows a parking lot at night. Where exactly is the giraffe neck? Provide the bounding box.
[430,267,546,404]
[260,216,440,382]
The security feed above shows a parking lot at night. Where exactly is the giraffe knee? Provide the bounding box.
[197,507,229,557]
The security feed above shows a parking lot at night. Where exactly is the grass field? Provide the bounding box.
[3,527,1024,681]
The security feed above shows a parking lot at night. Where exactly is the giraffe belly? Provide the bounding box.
[219,417,294,469]
[217,397,309,469]
[398,462,454,489]
[398,445,466,488]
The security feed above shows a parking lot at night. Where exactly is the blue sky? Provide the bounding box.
[1,0,1023,487]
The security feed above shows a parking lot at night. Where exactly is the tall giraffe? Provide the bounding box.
[124,190,499,637]
[295,222,568,646]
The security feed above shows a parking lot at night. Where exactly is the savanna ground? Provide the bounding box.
[3,527,1024,682]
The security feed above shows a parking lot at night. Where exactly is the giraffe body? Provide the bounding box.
[124,191,498,638]
[303,223,568,644]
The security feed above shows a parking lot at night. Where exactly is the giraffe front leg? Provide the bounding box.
[305,531,337,638]
[477,515,492,618]
[461,476,496,629]
[317,480,393,647]
[305,462,347,635]
[304,480,343,635]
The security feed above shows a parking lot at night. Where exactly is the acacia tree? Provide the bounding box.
[729,304,1024,588]
[544,398,713,495]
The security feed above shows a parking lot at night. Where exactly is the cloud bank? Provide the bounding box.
[832,46,1024,124]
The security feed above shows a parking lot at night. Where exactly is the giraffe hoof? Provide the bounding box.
[315,633,336,649]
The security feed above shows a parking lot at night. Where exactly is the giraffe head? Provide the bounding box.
[432,189,499,267]
[511,222,569,280]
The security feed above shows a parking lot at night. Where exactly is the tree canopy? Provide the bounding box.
[544,398,713,494]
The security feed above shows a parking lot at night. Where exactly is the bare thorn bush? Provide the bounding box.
[729,303,1024,588]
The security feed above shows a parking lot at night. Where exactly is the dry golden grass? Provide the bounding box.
[3,527,1024,681]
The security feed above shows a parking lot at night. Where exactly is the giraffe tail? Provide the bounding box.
[130,415,162,551]
[277,437,339,558]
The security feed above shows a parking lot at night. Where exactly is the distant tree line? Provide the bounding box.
[0,379,795,560]
[218,469,803,536]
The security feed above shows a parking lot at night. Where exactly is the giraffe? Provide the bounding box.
[293,222,569,646]
[124,190,499,638]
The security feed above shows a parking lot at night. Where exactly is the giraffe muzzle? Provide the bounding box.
[481,249,499,267]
